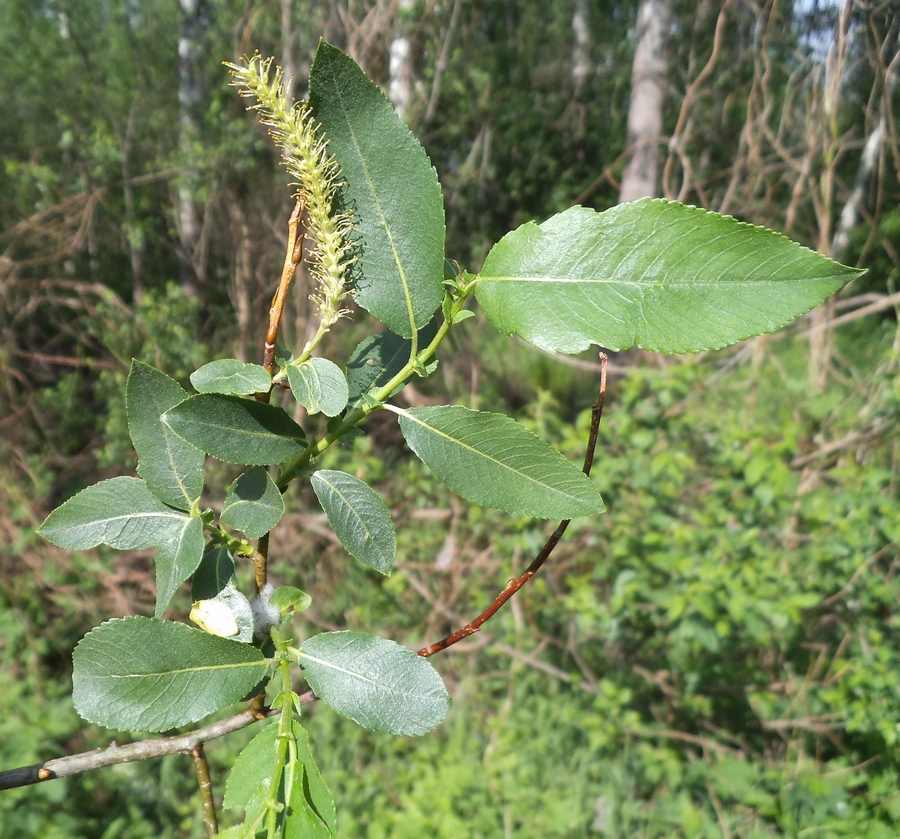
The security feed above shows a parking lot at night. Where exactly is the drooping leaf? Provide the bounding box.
[297,631,450,735]
[190,359,272,396]
[310,470,395,575]
[394,406,604,519]
[72,617,269,732]
[221,467,285,538]
[286,358,349,417]
[163,394,307,466]
[126,361,205,510]
[38,476,191,551]
[476,200,862,355]
[345,320,439,407]
[153,514,205,617]
[309,41,444,337]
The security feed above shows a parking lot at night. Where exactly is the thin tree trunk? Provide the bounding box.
[389,0,416,120]
[619,0,673,203]
[177,0,208,297]
[572,0,591,98]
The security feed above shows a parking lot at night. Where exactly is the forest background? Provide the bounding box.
[1,0,899,836]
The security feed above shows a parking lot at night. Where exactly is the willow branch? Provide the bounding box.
[263,199,304,375]
[0,693,307,793]
[191,744,218,838]
[418,354,608,658]
[1,358,608,791]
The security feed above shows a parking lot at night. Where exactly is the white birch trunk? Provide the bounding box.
[177,0,206,297]
[619,0,673,203]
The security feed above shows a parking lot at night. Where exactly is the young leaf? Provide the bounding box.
[345,320,439,407]
[38,476,192,551]
[224,721,336,838]
[126,361,205,510]
[287,722,338,839]
[309,41,444,338]
[163,394,307,466]
[269,585,312,616]
[285,358,349,417]
[475,199,862,354]
[221,467,286,539]
[72,617,269,732]
[394,406,605,519]
[297,631,450,735]
[310,470,396,575]
[190,359,272,396]
[153,514,205,617]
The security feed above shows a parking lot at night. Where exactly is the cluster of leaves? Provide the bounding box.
[31,40,859,836]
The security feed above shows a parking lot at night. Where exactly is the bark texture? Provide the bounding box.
[619,0,673,203]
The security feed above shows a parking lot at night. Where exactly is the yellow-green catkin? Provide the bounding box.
[226,55,353,330]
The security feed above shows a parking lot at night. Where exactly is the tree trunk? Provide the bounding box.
[572,0,591,98]
[619,0,673,203]
[389,0,416,120]
[176,0,208,298]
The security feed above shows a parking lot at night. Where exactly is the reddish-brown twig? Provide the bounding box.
[418,354,608,657]
[262,199,305,376]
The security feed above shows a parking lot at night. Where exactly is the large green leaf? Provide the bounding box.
[153,514,205,617]
[125,361,205,510]
[221,467,285,538]
[310,470,395,575]
[190,359,272,396]
[298,632,450,735]
[309,41,444,337]
[224,722,336,838]
[72,617,269,732]
[476,199,862,354]
[286,358,348,417]
[163,394,307,466]
[394,406,604,519]
[38,476,191,550]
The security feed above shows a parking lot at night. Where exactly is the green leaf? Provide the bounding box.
[191,543,237,601]
[297,631,450,735]
[224,721,336,838]
[190,359,272,396]
[345,321,439,407]
[163,394,307,466]
[223,722,277,815]
[309,41,444,337]
[285,358,349,417]
[310,470,396,575]
[394,406,604,519]
[475,199,862,354]
[126,361,205,510]
[38,476,191,551]
[286,722,337,839]
[154,515,205,618]
[221,467,285,539]
[269,586,312,616]
[72,617,269,732]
